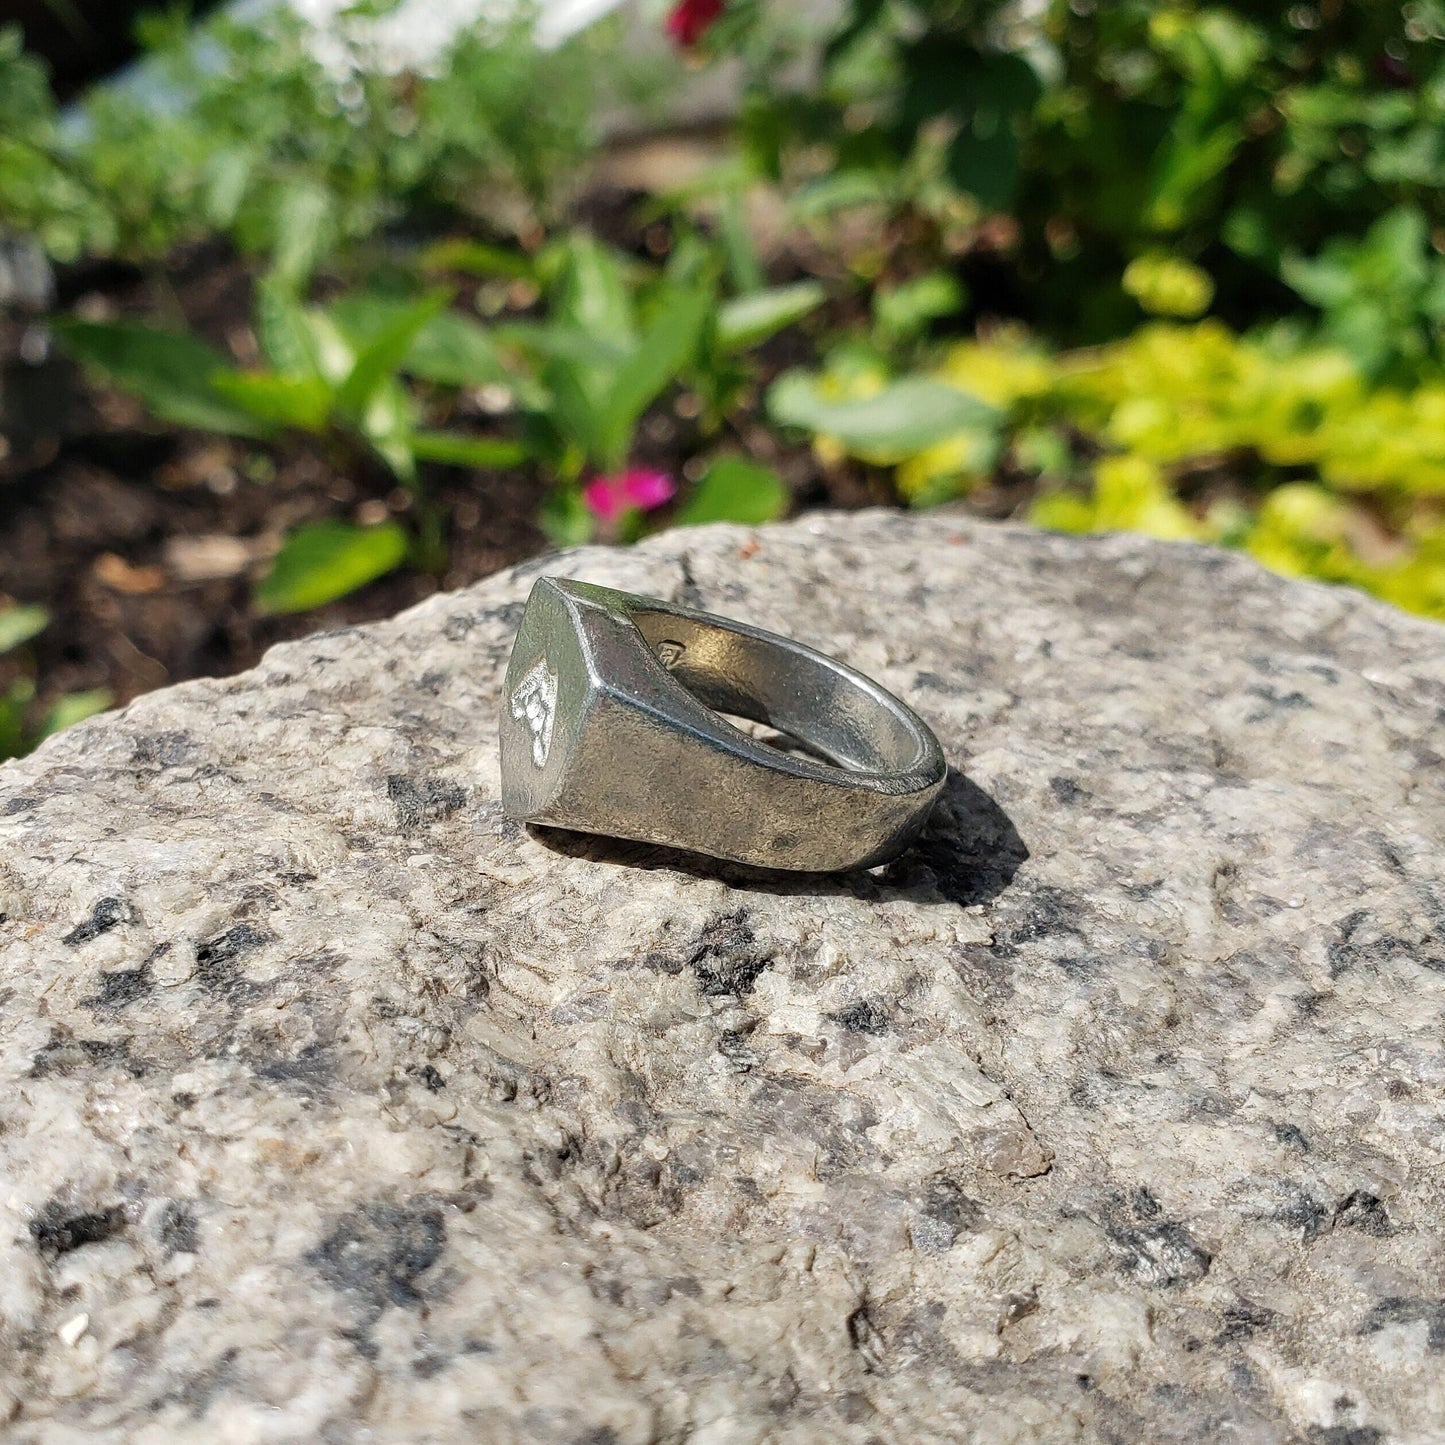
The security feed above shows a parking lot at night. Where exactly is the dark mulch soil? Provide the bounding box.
[0,250,546,716]
[0,188,1026,735]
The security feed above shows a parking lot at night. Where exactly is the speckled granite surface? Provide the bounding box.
[2,512,1444,1444]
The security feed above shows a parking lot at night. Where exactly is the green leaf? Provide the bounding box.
[824,0,886,67]
[873,272,966,343]
[332,297,515,390]
[550,234,637,348]
[767,371,999,461]
[792,170,898,218]
[0,680,33,762]
[599,285,713,469]
[335,291,449,423]
[0,603,48,654]
[410,431,530,468]
[493,323,630,371]
[255,273,328,381]
[906,46,1042,210]
[402,312,514,389]
[719,189,765,295]
[269,182,333,291]
[539,486,594,547]
[421,238,538,281]
[358,378,420,486]
[38,688,111,740]
[255,520,409,615]
[675,457,788,528]
[717,282,827,351]
[202,146,253,230]
[1362,206,1431,284]
[1222,206,1279,266]
[53,319,273,438]
[1144,119,1245,232]
[541,361,612,472]
[533,237,641,467]
[1280,249,1354,310]
[210,371,334,432]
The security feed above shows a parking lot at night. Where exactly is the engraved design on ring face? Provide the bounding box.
[656,640,685,670]
[510,657,558,767]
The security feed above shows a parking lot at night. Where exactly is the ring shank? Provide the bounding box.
[628,608,924,776]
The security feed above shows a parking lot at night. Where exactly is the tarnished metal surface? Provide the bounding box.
[499,577,947,870]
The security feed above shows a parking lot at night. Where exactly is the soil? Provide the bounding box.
[0,143,1057,745]
[0,240,887,738]
[0,242,552,722]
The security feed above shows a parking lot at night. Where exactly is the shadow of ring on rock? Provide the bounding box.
[527,767,1028,908]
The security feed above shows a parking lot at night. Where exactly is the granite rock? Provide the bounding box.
[2,511,1444,1443]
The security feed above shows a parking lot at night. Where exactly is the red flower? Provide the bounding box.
[666,0,724,48]
[582,468,676,523]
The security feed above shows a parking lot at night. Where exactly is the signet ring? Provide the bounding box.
[499,577,947,872]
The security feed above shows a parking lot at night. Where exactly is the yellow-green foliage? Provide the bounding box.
[802,321,1445,621]
[1121,254,1215,320]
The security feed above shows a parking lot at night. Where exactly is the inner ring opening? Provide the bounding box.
[629,610,922,774]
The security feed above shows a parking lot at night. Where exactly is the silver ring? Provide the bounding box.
[498,577,946,871]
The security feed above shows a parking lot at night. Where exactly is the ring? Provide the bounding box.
[498,577,947,871]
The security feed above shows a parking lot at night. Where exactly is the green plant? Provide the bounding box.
[517,233,716,481]
[56,226,817,607]
[57,280,528,610]
[0,604,110,761]
[770,316,1445,621]
[1280,206,1445,382]
[728,0,1445,354]
[0,3,605,269]
[674,456,789,527]
[252,519,410,616]
[430,231,817,543]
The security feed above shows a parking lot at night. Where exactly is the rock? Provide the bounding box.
[1,510,1443,1442]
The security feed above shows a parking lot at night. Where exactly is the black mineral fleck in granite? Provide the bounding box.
[1273,1122,1310,1151]
[31,1203,126,1258]
[1267,1181,1330,1240]
[1050,776,1088,804]
[828,999,891,1035]
[63,896,132,947]
[913,1175,982,1253]
[1104,1192,1212,1288]
[30,1031,144,1079]
[84,962,153,1011]
[1216,1301,1277,1343]
[1334,1191,1391,1236]
[131,730,194,768]
[1358,1297,1445,1351]
[386,774,467,829]
[157,1201,198,1255]
[194,923,271,994]
[687,911,773,997]
[309,1200,447,1321]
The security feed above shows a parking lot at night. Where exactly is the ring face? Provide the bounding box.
[498,577,947,872]
[509,656,558,767]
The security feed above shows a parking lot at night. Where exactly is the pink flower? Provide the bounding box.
[665,0,724,48]
[583,468,676,523]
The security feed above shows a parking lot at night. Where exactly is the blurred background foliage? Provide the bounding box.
[0,0,1443,758]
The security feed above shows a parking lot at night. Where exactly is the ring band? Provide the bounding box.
[499,577,946,871]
